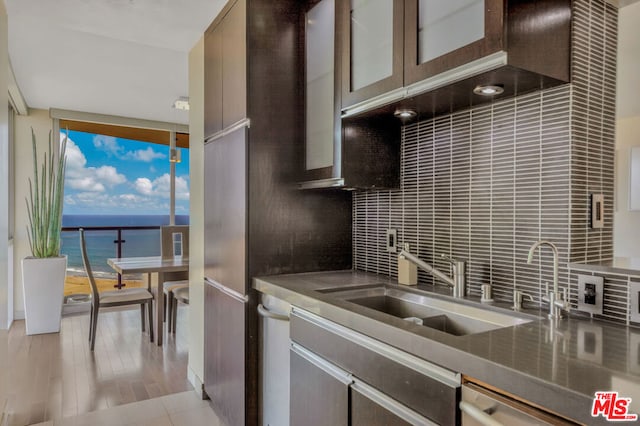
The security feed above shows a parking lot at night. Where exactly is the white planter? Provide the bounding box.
[22,256,67,335]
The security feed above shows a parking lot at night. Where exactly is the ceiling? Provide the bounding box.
[6,0,226,125]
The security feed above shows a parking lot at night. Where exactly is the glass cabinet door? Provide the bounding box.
[417,0,485,65]
[350,0,393,91]
[340,0,404,108]
[306,0,335,172]
[404,0,503,85]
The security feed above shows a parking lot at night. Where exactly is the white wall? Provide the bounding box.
[614,1,640,257]
[187,36,205,392]
[12,109,54,319]
[0,0,10,331]
[0,0,10,418]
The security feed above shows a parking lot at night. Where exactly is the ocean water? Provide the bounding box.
[61,215,189,277]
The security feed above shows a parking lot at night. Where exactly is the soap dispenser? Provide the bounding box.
[398,243,417,286]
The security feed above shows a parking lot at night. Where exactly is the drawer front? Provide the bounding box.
[291,308,460,425]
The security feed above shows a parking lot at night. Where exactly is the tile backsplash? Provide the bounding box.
[353,0,620,320]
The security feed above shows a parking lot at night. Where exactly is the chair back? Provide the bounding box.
[79,228,100,305]
[161,225,189,260]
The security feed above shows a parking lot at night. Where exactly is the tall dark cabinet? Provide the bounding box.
[203,1,352,425]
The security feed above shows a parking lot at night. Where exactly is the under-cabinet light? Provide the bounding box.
[394,109,417,120]
[473,84,504,96]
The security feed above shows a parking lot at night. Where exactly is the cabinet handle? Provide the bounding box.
[257,304,289,321]
[459,401,504,426]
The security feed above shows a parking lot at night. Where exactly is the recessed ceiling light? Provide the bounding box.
[394,108,417,120]
[473,84,504,96]
[172,96,190,111]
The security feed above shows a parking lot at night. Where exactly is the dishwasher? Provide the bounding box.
[258,294,291,426]
[460,382,577,425]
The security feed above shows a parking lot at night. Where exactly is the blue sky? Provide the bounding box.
[62,130,190,216]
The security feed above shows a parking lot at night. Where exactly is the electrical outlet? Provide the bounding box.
[630,281,640,324]
[577,274,604,315]
[577,322,603,364]
[386,229,397,253]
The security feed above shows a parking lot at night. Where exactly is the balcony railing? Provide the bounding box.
[61,225,162,289]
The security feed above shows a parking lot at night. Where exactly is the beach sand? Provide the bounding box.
[64,275,144,296]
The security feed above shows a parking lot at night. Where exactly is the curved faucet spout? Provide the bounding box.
[527,240,568,319]
[527,240,559,294]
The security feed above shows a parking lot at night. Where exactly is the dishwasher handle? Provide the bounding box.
[459,401,504,426]
[257,304,290,321]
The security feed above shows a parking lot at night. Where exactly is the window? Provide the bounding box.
[59,127,190,295]
[61,129,190,217]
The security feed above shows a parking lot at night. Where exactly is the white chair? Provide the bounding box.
[170,285,189,334]
[159,226,189,331]
[80,228,154,351]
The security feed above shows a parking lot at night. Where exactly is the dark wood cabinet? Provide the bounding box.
[301,0,401,190]
[203,0,247,140]
[204,23,222,138]
[203,127,247,296]
[203,1,353,424]
[221,0,246,129]
[338,0,571,119]
[338,0,405,109]
[204,281,247,426]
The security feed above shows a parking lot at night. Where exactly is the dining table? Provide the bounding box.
[107,256,189,346]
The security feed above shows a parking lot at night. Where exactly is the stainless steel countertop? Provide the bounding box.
[253,270,640,426]
[569,257,640,277]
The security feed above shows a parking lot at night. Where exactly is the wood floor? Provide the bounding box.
[6,306,191,426]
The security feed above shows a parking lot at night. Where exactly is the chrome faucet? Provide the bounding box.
[398,245,466,298]
[527,240,570,319]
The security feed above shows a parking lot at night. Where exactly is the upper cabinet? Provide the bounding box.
[404,0,503,84]
[339,0,571,115]
[204,0,247,140]
[302,0,401,189]
[339,0,404,108]
[304,0,338,180]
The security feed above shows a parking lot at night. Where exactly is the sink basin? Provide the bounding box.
[319,286,532,336]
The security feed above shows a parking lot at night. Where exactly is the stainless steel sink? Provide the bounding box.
[319,286,532,336]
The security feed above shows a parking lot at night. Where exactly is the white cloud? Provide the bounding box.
[93,134,166,163]
[133,173,190,200]
[124,147,166,162]
[134,177,153,195]
[119,194,139,202]
[68,191,168,210]
[176,176,190,200]
[64,138,87,172]
[95,166,127,186]
[64,134,127,193]
[67,177,105,192]
[93,135,123,156]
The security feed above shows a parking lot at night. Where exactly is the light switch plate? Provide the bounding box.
[577,274,604,315]
[591,193,604,229]
[630,281,640,324]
